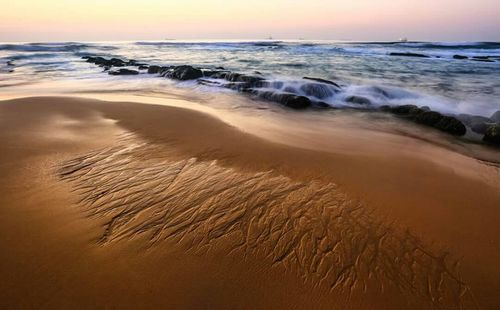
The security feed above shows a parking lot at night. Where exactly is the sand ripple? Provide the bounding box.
[58,135,477,309]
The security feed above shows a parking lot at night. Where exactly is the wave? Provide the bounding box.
[134,41,284,49]
[0,42,117,52]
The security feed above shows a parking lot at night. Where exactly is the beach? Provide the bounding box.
[1,96,499,309]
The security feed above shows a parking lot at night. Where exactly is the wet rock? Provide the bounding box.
[108,68,139,76]
[389,104,422,116]
[471,122,489,134]
[215,66,225,70]
[491,111,500,122]
[138,65,149,70]
[434,116,467,136]
[415,111,443,126]
[471,56,494,62]
[201,70,219,77]
[389,52,430,58]
[465,115,493,134]
[257,91,311,109]
[224,72,265,86]
[85,56,127,67]
[483,123,500,145]
[345,95,371,105]
[169,65,203,80]
[300,83,335,99]
[453,55,468,60]
[147,65,161,74]
[303,77,341,88]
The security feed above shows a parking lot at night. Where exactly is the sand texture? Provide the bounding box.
[1,96,499,309]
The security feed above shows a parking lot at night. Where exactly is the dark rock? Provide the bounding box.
[472,59,494,63]
[453,55,468,60]
[300,83,335,99]
[314,101,331,108]
[147,65,161,74]
[491,111,500,122]
[472,56,490,60]
[138,65,149,70]
[434,116,467,136]
[389,52,430,58]
[483,123,500,145]
[415,111,443,126]
[109,58,126,67]
[467,115,493,134]
[169,65,203,80]
[257,91,311,109]
[379,105,392,112]
[108,68,139,76]
[283,86,298,93]
[215,66,225,70]
[345,96,371,105]
[303,77,341,88]
[6,60,14,66]
[471,122,489,134]
[389,104,422,116]
[202,70,218,77]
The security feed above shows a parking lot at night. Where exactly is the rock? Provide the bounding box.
[215,66,225,70]
[453,55,468,60]
[472,59,494,63]
[473,56,490,60]
[491,111,500,122]
[169,65,203,80]
[389,52,430,58]
[108,68,139,76]
[483,123,500,145]
[415,111,443,126]
[303,77,341,88]
[434,116,467,136]
[147,65,161,74]
[471,122,489,134]
[300,83,335,99]
[224,73,265,86]
[257,91,311,109]
[109,58,126,67]
[345,96,371,105]
[389,105,422,116]
[468,115,493,134]
[138,65,149,70]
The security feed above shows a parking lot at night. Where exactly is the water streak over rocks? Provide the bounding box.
[57,137,476,308]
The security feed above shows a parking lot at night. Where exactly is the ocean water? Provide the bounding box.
[1,40,500,117]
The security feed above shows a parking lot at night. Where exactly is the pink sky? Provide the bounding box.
[1,0,499,41]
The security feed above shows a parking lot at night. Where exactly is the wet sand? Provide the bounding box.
[0,96,499,309]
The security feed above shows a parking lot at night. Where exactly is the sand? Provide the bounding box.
[0,96,499,309]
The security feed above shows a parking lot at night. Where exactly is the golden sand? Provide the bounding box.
[0,96,499,309]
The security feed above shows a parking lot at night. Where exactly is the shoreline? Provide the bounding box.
[1,96,499,309]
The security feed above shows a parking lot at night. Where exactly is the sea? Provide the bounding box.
[1,40,499,117]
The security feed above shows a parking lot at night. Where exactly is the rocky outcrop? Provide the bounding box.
[453,55,468,60]
[166,65,203,80]
[345,96,371,105]
[483,123,500,145]
[434,116,467,136]
[255,91,311,109]
[300,83,336,99]
[108,68,139,75]
[382,105,466,136]
[389,52,430,58]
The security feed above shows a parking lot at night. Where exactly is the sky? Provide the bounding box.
[1,0,499,42]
